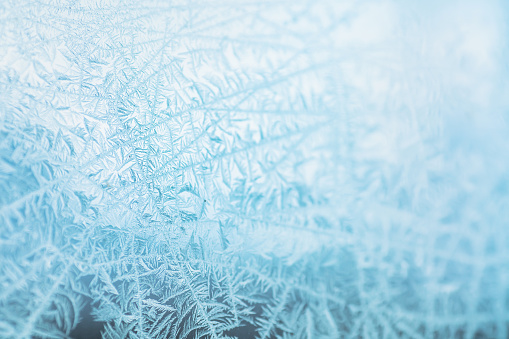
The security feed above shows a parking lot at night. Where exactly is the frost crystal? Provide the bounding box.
[1,0,508,338]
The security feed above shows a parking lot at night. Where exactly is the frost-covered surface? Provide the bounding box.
[1,0,509,338]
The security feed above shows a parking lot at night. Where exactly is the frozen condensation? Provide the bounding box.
[0,0,508,338]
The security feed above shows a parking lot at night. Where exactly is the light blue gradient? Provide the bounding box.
[0,0,508,338]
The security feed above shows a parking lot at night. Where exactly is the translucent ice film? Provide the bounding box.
[1,0,508,338]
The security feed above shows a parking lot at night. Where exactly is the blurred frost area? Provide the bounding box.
[0,0,509,338]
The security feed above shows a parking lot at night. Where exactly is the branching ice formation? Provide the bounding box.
[0,0,508,338]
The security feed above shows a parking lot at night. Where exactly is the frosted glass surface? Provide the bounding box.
[1,0,508,338]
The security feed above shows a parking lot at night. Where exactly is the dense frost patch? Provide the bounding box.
[0,0,508,338]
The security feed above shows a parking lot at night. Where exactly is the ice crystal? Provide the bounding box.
[1,0,508,338]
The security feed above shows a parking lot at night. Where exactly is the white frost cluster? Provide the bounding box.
[0,0,508,338]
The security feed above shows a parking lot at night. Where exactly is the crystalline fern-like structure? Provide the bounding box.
[0,0,508,338]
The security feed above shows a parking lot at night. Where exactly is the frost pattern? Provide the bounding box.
[1,0,509,338]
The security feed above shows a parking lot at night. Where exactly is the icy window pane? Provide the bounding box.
[0,0,508,338]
